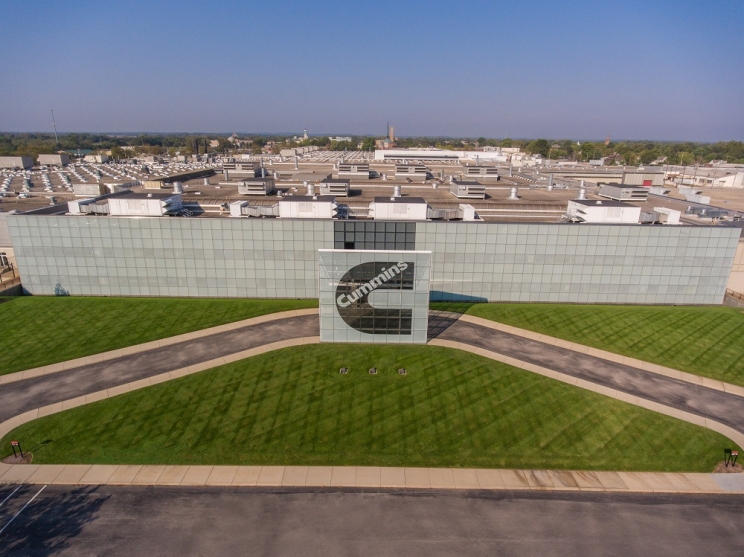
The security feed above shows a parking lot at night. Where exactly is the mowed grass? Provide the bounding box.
[0,296,317,375]
[3,345,735,472]
[433,303,744,387]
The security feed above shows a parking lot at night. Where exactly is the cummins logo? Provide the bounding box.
[335,261,414,335]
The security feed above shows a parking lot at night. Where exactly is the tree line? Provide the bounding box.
[1,132,741,164]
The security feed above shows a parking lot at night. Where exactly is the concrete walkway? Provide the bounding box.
[1,463,743,494]
[1,308,743,494]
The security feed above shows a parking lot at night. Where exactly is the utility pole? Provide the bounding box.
[51,109,59,149]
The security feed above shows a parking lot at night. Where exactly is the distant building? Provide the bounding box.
[0,156,33,169]
[329,136,352,142]
[38,153,71,166]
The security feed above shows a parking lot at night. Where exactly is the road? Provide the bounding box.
[1,484,743,557]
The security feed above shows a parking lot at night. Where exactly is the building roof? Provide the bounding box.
[320,178,350,184]
[452,180,483,186]
[120,192,179,200]
[280,195,336,202]
[373,196,428,204]
[571,199,636,208]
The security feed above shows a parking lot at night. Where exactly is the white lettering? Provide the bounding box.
[337,262,412,308]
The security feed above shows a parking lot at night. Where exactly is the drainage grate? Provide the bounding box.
[339,367,349,374]
[369,368,377,375]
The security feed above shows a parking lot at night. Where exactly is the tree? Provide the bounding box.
[526,139,549,157]
[360,137,376,151]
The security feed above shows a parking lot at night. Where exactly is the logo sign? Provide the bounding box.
[335,261,414,334]
[319,250,431,344]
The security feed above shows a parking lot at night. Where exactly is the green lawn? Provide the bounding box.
[0,296,317,375]
[432,303,744,387]
[3,344,735,472]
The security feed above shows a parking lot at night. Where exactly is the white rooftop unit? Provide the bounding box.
[73,183,108,197]
[319,178,350,197]
[463,166,500,180]
[566,199,641,224]
[38,154,71,166]
[394,164,429,182]
[222,161,261,178]
[653,207,681,225]
[0,156,33,169]
[236,177,276,196]
[450,180,486,199]
[369,197,429,221]
[278,195,337,219]
[337,163,371,179]
[229,200,280,218]
[598,183,649,201]
[108,193,182,216]
[83,154,109,163]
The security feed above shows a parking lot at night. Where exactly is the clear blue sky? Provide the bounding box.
[1,0,742,141]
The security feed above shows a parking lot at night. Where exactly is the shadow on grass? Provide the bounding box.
[429,301,481,314]
[0,484,109,556]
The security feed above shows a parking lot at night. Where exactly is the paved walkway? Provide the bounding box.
[0,311,319,423]
[433,314,744,440]
[1,463,743,493]
[1,308,743,493]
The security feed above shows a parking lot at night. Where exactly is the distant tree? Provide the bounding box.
[526,139,549,157]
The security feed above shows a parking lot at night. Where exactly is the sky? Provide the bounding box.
[0,0,742,141]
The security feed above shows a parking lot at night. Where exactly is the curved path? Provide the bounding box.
[0,313,319,423]
[434,315,744,438]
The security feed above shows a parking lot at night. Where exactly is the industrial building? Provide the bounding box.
[38,154,70,166]
[3,154,743,316]
[0,156,33,169]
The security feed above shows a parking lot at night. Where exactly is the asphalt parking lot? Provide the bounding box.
[1,485,742,556]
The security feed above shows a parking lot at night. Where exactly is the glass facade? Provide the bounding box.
[319,250,431,343]
[7,215,739,306]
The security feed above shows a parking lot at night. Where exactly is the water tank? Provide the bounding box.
[578,187,587,200]
[393,185,402,197]
[173,181,184,194]
[203,177,209,185]
[508,187,519,200]
[306,181,314,196]
[547,174,554,191]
